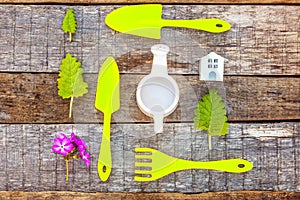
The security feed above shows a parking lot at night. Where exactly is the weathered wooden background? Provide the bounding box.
[0,3,299,197]
[0,0,299,4]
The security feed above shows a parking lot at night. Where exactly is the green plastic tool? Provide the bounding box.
[134,148,253,182]
[95,57,120,181]
[105,4,231,39]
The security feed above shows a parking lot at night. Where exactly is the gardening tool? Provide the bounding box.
[105,4,231,39]
[134,147,253,182]
[136,44,179,133]
[95,56,120,181]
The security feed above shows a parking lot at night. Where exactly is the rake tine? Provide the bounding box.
[135,154,152,159]
[135,169,152,174]
[135,162,152,167]
[134,175,152,182]
[135,147,153,153]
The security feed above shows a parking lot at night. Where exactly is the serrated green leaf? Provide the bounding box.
[193,89,228,136]
[62,9,77,33]
[62,9,77,42]
[57,54,88,118]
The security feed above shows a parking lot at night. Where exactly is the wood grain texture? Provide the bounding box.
[0,122,298,192]
[0,4,299,195]
[0,73,299,123]
[0,0,299,4]
[0,191,300,200]
[0,5,299,75]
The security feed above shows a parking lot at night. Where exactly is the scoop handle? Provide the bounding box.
[161,18,231,33]
[97,113,112,181]
[177,158,253,173]
[153,112,164,133]
[150,44,169,76]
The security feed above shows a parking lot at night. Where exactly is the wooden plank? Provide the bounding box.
[0,126,6,190]
[243,137,261,190]
[0,191,300,200]
[0,73,299,123]
[0,0,299,5]
[173,124,193,193]
[0,3,298,195]
[277,137,296,191]
[260,138,278,190]
[0,5,299,75]
[226,126,244,191]
[296,124,300,192]
[0,122,298,192]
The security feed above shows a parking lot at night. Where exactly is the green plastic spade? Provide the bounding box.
[105,4,231,39]
[95,57,120,181]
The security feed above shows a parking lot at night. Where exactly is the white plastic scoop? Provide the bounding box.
[136,44,179,133]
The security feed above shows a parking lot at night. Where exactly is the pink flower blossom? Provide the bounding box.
[57,133,68,139]
[52,132,90,182]
[80,151,90,167]
[52,135,74,156]
[71,133,87,154]
[70,133,77,142]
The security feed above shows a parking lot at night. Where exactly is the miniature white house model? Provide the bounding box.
[199,52,227,81]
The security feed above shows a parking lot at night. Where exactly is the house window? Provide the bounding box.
[208,64,212,68]
[208,59,212,63]
[214,64,218,68]
[214,59,218,63]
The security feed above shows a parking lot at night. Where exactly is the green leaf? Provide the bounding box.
[57,54,88,118]
[194,89,228,136]
[62,9,77,42]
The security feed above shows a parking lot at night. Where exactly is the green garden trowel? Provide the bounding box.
[105,4,231,39]
[95,57,120,181]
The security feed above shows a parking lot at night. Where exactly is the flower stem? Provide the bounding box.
[69,32,72,42]
[66,159,69,182]
[69,96,74,118]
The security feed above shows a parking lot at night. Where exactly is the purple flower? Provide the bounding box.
[52,132,90,182]
[76,138,88,152]
[52,136,74,156]
[70,133,77,142]
[80,151,90,167]
[57,133,68,140]
[70,133,87,154]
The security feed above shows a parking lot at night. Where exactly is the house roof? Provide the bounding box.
[201,52,228,61]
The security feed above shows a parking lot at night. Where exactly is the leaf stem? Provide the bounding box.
[69,96,74,118]
[66,159,69,182]
[69,32,72,42]
[208,135,212,150]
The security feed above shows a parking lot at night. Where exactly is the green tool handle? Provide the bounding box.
[161,18,231,33]
[98,112,112,181]
[175,158,253,173]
